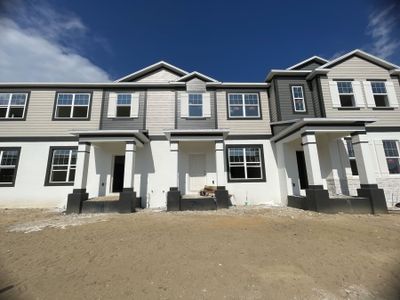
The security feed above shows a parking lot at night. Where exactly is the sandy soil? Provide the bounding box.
[0,206,399,300]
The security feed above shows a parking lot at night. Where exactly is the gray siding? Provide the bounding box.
[310,78,323,117]
[293,61,324,71]
[176,91,216,130]
[321,56,400,127]
[274,76,318,121]
[268,83,278,122]
[146,89,176,135]
[0,88,102,137]
[100,90,146,130]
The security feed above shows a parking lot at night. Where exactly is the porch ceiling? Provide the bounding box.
[164,129,230,142]
[271,118,377,144]
[69,130,149,146]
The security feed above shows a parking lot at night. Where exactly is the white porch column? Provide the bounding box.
[73,142,91,190]
[123,141,136,190]
[215,141,226,187]
[170,141,179,188]
[301,133,323,187]
[351,133,377,185]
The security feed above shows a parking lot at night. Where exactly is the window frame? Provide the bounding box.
[227,92,262,119]
[336,80,356,107]
[0,147,21,187]
[226,144,266,183]
[290,85,307,113]
[187,93,204,118]
[115,93,132,118]
[345,138,358,176]
[44,146,78,186]
[370,80,389,107]
[0,92,30,121]
[53,91,92,121]
[382,140,400,175]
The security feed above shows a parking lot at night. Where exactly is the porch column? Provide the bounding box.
[301,133,331,212]
[119,141,137,213]
[352,133,387,213]
[301,133,323,187]
[167,141,181,211]
[66,142,91,214]
[214,141,230,208]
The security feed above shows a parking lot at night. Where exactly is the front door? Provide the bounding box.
[112,156,125,193]
[296,151,309,189]
[189,154,206,193]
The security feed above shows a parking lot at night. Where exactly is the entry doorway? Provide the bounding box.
[296,151,309,190]
[188,154,206,193]
[112,156,125,193]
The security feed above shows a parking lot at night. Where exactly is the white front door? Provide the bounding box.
[189,154,206,193]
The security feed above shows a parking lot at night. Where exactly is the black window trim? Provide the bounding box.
[0,147,22,187]
[226,90,263,120]
[226,144,266,183]
[52,90,93,121]
[0,91,31,121]
[44,146,78,186]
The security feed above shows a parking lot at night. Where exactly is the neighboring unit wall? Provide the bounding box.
[320,56,400,126]
[100,90,146,130]
[0,88,102,137]
[216,90,271,135]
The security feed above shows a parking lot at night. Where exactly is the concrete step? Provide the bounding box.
[180,197,217,211]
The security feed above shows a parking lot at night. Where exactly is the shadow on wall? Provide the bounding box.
[94,145,111,197]
[135,144,155,208]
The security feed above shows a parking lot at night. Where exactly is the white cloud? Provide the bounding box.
[0,1,111,82]
[366,4,400,59]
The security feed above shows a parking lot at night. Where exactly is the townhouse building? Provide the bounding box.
[0,49,399,213]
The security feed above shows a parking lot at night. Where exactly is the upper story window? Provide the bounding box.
[228,93,260,118]
[0,93,28,119]
[188,93,203,117]
[227,145,265,182]
[46,147,77,185]
[0,148,21,186]
[55,93,91,119]
[345,139,358,176]
[371,81,388,107]
[116,94,132,117]
[291,86,306,112]
[383,140,400,174]
[337,81,355,107]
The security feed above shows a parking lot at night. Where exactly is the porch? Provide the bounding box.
[273,118,388,214]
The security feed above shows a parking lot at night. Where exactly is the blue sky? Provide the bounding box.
[0,0,399,82]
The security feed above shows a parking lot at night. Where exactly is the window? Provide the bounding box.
[227,145,265,182]
[0,148,20,186]
[228,93,260,118]
[291,86,306,112]
[383,140,400,174]
[116,94,131,117]
[188,93,203,117]
[55,93,90,119]
[337,81,355,107]
[345,139,358,175]
[47,147,77,184]
[0,93,28,119]
[371,81,389,107]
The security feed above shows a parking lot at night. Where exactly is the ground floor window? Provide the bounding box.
[0,147,21,186]
[45,147,78,185]
[383,140,400,174]
[227,145,265,182]
[345,139,358,175]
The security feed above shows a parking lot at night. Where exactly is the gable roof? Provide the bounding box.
[115,61,189,82]
[317,49,400,70]
[264,69,311,82]
[175,71,219,83]
[286,56,328,70]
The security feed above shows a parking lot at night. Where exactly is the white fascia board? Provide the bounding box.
[114,61,189,82]
[176,71,219,83]
[318,49,400,70]
[0,82,186,88]
[286,56,328,70]
[305,69,330,80]
[206,82,270,88]
[265,70,311,82]
[70,129,149,144]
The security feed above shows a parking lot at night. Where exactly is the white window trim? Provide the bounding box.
[187,93,204,118]
[116,93,132,118]
[228,147,263,181]
[0,93,28,119]
[228,93,260,118]
[55,93,91,119]
[291,86,306,112]
[383,140,400,175]
[49,149,76,184]
[337,81,356,107]
[370,81,389,107]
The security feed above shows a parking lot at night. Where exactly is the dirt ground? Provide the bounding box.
[0,207,399,300]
